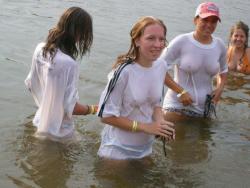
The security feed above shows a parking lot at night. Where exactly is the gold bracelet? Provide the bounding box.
[86,105,90,114]
[132,121,138,132]
[93,105,98,114]
[177,89,187,98]
[90,105,95,114]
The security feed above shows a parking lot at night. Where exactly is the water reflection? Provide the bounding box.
[93,119,213,188]
[153,118,214,187]
[14,121,79,188]
[94,157,155,188]
[167,119,213,165]
[223,72,250,106]
[226,72,249,91]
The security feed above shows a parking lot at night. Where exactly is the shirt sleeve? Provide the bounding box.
[159,35,183,68]
[38,59,78,135]
[64,62,79,118]
[98,67,129,117]
[25,43,44,107]
[218,39,228,74]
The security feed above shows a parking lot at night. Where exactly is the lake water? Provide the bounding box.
[0,0,249,187]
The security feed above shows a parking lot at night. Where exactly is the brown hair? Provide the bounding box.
[229,21,249,49]
[113,16,167,68]
[43,7,93,60]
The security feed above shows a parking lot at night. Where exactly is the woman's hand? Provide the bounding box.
[164,73,193,106]
[211,88,223,104]
[212,73,227,104]
[178,92,193,106]
[142,119,175,140]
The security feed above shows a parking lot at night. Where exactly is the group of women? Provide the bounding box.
[25,2,250,160]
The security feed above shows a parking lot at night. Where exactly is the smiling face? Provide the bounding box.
[135,23,166,65]
[194,16,219,38]
[231,28,247,49]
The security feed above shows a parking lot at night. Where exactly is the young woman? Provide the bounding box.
[227,21,250,74]
[25,7,97,140]
[97,16,175,160]
[160,2,228,120]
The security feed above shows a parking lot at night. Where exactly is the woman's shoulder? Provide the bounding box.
[166,32,191,51]
[213,36,226,46]
[36,42,45,49]
[154,58,169,70]
[34,42,45,56]
[211,36,226,52]
[245,47,250,54]
[245,47,250,60]
[55,50,77,67]
[108,62,132,81]
[171,32,191,42]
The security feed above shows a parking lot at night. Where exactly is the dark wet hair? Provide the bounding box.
[229,21,249,49]
[113,16,167,68]
[43,7,93,60]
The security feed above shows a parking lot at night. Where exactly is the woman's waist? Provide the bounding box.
[103,125,154,147]
[166,87,212,102]
[163,93,206,113]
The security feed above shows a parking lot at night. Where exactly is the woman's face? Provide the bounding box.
[136,23,166,63]
[231,28,247,48]
[194,16,219,38]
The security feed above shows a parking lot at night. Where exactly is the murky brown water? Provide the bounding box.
[0,0,250,187]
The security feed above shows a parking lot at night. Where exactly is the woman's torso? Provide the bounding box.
[162,32,227,113]
[100,59,168,147]
[28,43,79,138]
[227,46,250,74]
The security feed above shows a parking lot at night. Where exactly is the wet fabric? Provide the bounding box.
[97,59,169,159]
[25,43,79,138]
[160,32,228,115]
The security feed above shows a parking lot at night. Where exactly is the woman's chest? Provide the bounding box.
[123,66,165,105]
[179,48,221,75]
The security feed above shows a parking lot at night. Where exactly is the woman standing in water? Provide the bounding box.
[97,16,175,160]
[25,7,97,140]
[227,21,250,74]
[161,2,228,120]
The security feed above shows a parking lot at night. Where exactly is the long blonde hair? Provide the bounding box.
[113,16,167,68]
[229,21,249,49]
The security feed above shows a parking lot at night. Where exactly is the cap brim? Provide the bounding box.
[199,13,221,22]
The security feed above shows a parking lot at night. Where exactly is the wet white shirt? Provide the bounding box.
[97,59,168,159]
[25,43,79,138]
[160,32,228,114]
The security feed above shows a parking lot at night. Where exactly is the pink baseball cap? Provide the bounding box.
[195,2,221,22]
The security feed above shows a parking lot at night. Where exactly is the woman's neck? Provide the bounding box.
[193,31,212,44]
[232,45,245,52]
[135,57,153,68]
